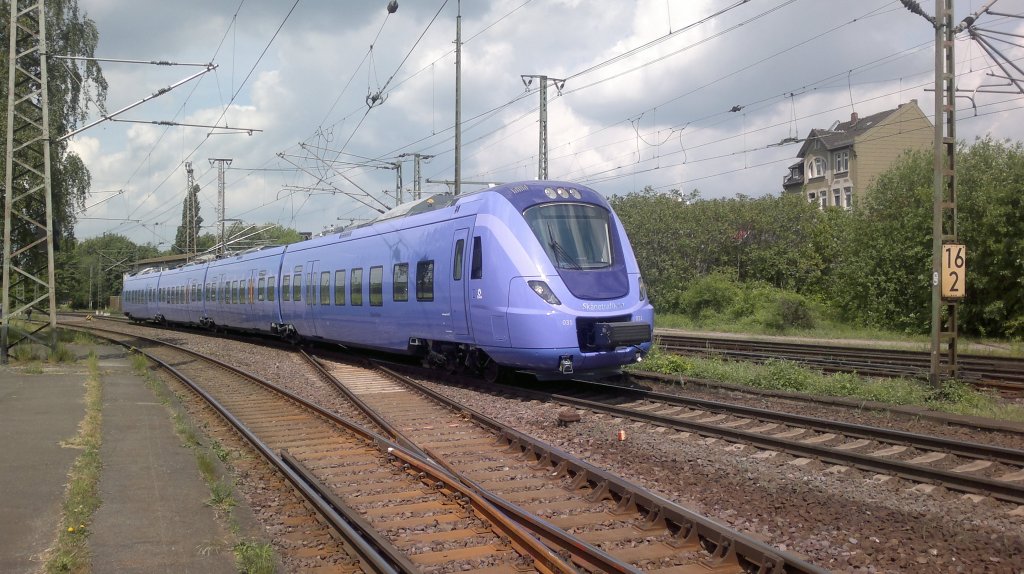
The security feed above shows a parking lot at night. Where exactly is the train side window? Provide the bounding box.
[319,272,331,305]
[471,236,483,279]
[416,261,434,302]
[453,239,464,280]
[369,266,383,306]
[393,263,409,302]
[292,272,302,301]
[282,275,291,301]
[350,268,363,306]
[258,278,266,301]
[232,281,239,304]
[334,270,345,305]
[267,277,275,301]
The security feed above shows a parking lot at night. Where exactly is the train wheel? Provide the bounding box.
[481,358,504,384]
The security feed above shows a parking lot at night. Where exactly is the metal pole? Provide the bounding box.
[929,0,959,385]
[209,158,232,255]
[539,76,548,179]
[454,0,462,195]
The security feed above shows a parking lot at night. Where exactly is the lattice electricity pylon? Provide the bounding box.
[2,0,57,363]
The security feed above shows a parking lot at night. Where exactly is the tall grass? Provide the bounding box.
[635,345,1024,422]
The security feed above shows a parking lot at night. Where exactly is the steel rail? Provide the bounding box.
[76,324,580,574]
[372,362,830,574]
[303,352,640,574]
[577,380,1024,465]
[90,330,411,574]
[508,382,1024,505]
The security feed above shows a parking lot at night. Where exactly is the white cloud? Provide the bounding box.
[69,0,1024,244]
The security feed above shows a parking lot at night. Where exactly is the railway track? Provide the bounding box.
[656,333,1024,395]
[410,373,1024,507]
[69,320,828,573]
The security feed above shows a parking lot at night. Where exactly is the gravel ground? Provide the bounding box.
[116,324,1024,573]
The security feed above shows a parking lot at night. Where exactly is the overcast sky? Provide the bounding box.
[68,0,1024,248]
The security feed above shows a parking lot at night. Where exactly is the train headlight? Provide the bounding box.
[544,187,557,199]
[527,280,562,305]
[638,275,648,301]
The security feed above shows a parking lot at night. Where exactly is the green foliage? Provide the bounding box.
[655,271,818,334]
[59,234,159,308]
[233,540,276,574]
[1,0,107,261]
[173,184,204,255]
[634,349,1024,421]
[48,343,77,363]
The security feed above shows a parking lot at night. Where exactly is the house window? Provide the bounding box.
[834,150,849,173]
[808,191,816,202]
[807,156,825,178]
[844,187,852,208]
[820,196,827,209]
[833,188,841,206]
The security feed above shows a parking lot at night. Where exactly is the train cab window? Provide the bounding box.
[453,239,464,280]
[524,202,613,270]
[334,270,345,305]
[393,263,409,302]
[416,261,434,301]
[350,268,363,306]
[292,272,302,302]
[282,275,291,301]
[258,278,266,301]
[369,266,383,306]
[267,276,275,301]
[471,236,483,279]
[319,272,330,305]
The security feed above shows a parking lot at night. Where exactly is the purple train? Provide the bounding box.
[121,181,653,379]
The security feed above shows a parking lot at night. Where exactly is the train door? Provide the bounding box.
[447,229,470,337]
[297,259,319,337]
[187,278,200,324]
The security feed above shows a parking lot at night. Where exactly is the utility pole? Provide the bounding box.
[521,75,566,180]
[397,153,433,200]
[900,0,974,385]
[454,0,462,195]
[2,0,56,363]
[392,160,404,205]
[209,158,232,255]
[184,161,196,258]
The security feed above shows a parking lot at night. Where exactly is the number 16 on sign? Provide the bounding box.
[941,244,966,299]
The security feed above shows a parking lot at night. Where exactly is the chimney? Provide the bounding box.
[850,111,859,124]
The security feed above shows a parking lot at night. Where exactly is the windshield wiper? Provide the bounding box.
[547,224,583,270]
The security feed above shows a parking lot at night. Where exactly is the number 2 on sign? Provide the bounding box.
[941,244,966,299]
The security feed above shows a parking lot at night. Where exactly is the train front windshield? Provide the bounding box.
[524,203,612,270]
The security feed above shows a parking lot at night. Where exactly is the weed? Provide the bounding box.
[207,480,236,511]
[44,349,103,573]
[48,343,77,364]
[233,540,276,574]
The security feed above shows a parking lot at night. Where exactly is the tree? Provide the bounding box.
[173,183,202,255]
[62,234,158,309]
[1,0,108,249]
